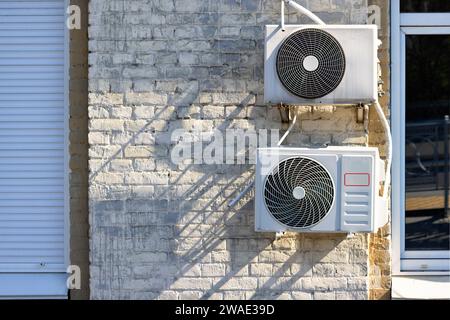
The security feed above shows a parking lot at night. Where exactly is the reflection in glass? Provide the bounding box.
[405,35,450,251]
[401,0,450,13]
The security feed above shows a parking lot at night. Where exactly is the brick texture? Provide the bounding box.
[88,0,390,300]
[368,0,392,300]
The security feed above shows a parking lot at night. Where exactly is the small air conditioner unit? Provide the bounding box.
[264,24,378,105]
[255,147,388,233]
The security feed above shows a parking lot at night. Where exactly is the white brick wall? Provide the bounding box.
[88,0,372,300]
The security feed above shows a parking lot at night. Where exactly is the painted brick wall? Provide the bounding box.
[88,0,390,300]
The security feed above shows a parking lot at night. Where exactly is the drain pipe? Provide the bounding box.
[374,100,392,201]
[283,0,326,26]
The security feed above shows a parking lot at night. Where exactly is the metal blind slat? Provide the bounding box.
[0,1,65,272]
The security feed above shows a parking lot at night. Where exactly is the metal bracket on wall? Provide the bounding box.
[378,78,385,97]
[275,231,286,239]
[363,104,370,133]
[277,103,291,123]
[356,104,365,124]
[356,104,370,133]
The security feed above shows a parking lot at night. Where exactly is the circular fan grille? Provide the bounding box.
[276,28,346,99]
[263,157,335,229]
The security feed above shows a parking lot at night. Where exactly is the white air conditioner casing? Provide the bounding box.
[264,24,378,105]
[255,147,387,233]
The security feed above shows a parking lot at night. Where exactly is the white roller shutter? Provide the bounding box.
[0,0,67,297]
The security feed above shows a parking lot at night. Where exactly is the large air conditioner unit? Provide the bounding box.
[264,24,378,105]
[255,147,388,233]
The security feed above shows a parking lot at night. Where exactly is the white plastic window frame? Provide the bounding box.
[391,0,450,275]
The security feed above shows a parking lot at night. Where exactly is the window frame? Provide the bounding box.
[391,0,450,275]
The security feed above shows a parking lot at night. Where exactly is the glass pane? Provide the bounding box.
[401,0,450,13]
[405,35,450,251]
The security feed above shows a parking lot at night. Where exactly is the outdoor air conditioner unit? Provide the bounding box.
[255,147,388,233]
[264,24,378,105]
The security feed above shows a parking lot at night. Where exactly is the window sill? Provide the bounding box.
[392,275,450,299]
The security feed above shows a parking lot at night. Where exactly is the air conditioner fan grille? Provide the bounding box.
[276,28,346,99]
[263,157,335,229]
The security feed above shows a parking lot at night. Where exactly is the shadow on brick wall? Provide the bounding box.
[89,97,354,299]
